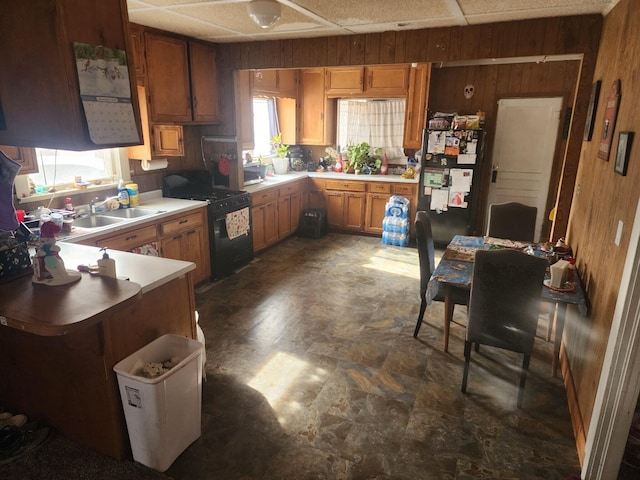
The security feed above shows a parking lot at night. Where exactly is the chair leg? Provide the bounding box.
[517,354,531,408]
[413,297,427,337]
[462,340,472,393]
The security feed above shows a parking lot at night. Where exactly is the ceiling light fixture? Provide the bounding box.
[247,0,281,29]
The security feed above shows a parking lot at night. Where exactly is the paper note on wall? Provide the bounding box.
[430,188,449,212]
[450,169,473,192]
[428,131,446,154]
[457,154,476,165]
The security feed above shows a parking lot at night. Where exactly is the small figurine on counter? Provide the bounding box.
[32,221,81,286]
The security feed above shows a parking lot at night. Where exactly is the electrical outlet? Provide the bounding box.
[615,220,623,246]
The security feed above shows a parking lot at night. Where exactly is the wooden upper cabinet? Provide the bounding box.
[365,65,410,96]
[253,69,298,98]
[0,0,142,150]
[236,70,255,150]
[145,33,220,124]
[325,67,364,95]
[325,65,409,97]
[403,63,431,149]
[298,69,335,145]
[129,24,146,79]
[0,146,38,175]
[189,41,219,123]
[145,33,192,123]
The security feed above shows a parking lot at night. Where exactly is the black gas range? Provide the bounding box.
[162,170,253,280]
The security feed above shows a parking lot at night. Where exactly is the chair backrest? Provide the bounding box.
[467,249,547,354]
[415,211,436,294]
[486,202,537,242]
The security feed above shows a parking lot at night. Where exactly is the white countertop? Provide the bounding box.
[59,190,207,244]
[242,170,419,194]
[53,242,195,294]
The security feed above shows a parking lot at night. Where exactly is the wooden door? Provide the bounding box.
[189,41,219,123]
[253,69,278,94]
[403,63,431,149]
[278,195,292,239]
[0,145,38,174]
[298,69,334,145]
[365,193,390,234]
[277,70,298,98]
[252,206,266,252]
[325,67,364,95]
[264,201,278,245]
[236,70,255,151]
[153,125,184,156]
[290,192,301,232]
[146,33,191,122]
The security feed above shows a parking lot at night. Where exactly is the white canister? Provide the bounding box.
[550,259,570,288]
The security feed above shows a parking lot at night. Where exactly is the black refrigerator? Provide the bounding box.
[417,127,485,246]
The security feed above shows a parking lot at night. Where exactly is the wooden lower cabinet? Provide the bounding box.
[159,210,210,284]
[325,180,367,232]
[277,182,301,240]
[77,207,211,284]
[365,193,390,235]
[251,188,278,252]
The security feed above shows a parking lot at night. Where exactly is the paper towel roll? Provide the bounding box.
[141,159,168,171]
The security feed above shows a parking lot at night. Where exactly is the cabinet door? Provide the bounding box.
[152,125,184,156]
[253,70,278,94]
[184,227,208,284]
[278,195,291,239]
[0,145,38,174]
[365,193,390,235]
[129,24,146,78]
[403,63,431,149]
[264,201,278,246]
[252,205,267,252]
[365,65,410,96]
[96,224,158,252]
[325,191,344,229]
[325,67,364,95]
[189,41,219,123]
[298,69,335,145]
[236,70,255,150]
[277,70,298,98]
[344,193,366,231]
[146,33,192,122]
[290,192,301,233]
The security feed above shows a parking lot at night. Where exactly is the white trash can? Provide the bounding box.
[113,334,203,472]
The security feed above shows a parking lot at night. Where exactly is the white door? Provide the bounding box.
[487,97,563,242]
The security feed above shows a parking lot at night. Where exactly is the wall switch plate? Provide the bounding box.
[615,220,623,246]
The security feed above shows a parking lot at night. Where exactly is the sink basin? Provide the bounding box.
[74,215,125,228]
[102,207,162,219]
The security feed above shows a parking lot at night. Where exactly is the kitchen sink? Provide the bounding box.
[102,207,163,219]
[74,215,125,228]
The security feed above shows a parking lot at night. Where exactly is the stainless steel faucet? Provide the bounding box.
[89,197,100,215]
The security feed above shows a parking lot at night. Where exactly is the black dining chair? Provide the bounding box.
[486,202,537,242]
[461,248,547,408]
[413,210,469,338]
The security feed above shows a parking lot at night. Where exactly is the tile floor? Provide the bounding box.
[170,232,580,479]
[1,232,583,479]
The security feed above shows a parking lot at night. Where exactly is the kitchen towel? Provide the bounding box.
[141,158,168,171]
[226,207,250,240]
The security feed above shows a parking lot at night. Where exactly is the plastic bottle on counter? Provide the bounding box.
[97,248,117,278]
[381,152,389,175]
[126,183,140,206]
[117,179,130,209]
[335,146,343,173]
[64,197,74,212]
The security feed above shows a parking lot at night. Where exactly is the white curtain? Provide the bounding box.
[338,99,406,159]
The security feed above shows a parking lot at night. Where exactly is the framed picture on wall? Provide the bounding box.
[598,79,621,161]
[583,80,601,141]
[614,131,633,176]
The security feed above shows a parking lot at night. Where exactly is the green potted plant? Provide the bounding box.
[345,141,370,174]
[270,132,289,174]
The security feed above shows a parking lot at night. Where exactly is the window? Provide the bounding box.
[252,97,279,157]
[336,99,406,160]
[29,147,127,191]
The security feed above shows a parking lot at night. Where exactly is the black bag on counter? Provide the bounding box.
[0,234,32,283]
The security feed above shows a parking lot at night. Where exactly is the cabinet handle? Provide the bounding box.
[179,219,188,224]
[126,235,137,241]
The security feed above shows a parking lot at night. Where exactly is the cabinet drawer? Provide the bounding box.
[325,180,367,192]
[160,212,202,236]
[393,184,417,196]
[369,183,391,194]
[252,188,277,206]
[278,183,300,197]
[97,224,158,251]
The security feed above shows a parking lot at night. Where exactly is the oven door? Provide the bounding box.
[210,208,254,279]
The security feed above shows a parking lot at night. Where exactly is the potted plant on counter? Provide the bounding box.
[270,132,290,174]
[345,141,382,174]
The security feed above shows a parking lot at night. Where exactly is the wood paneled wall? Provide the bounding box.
[563,0,640,463]
[428,61,581,239]
[215,15,602,240]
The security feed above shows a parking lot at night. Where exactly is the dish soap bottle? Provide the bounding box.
[117,179,130,209]
[97,247,117,278]
[334,146,343,173]
[381,152,389,175]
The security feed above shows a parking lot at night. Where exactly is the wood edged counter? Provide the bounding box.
[0,244,198,460]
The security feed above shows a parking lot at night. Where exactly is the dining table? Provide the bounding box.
[426,235,588,376]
